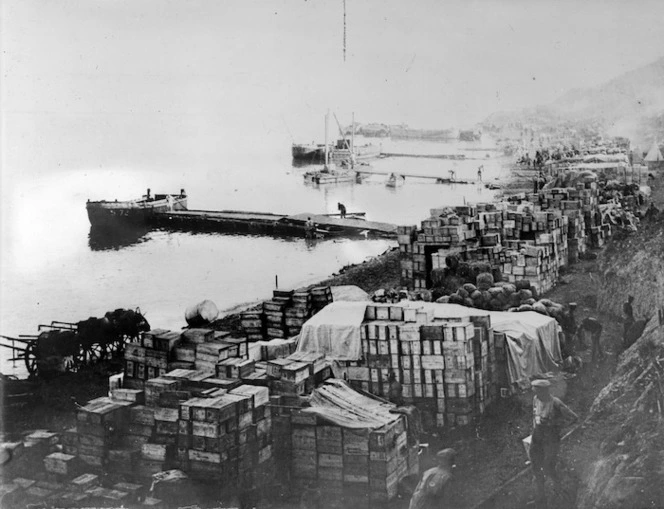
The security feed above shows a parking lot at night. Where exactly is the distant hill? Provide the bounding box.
[483,56,664,146]
[552,56,664,120]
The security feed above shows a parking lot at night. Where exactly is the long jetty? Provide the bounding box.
[381,152,466,160]
[152,209,398,238]
[355,168,476,185]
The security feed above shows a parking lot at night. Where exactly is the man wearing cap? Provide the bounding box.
[577,317,604,363]
[530,379,578,507]
[409,448,457,509]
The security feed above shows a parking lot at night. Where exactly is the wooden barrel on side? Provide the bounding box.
[185,300,220,327]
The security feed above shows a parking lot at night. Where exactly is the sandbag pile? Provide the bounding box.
[441,274,569,320]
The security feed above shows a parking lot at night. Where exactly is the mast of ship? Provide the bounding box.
[351,112,355,154]
[324,109,329,169]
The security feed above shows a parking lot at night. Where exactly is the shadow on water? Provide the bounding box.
[88,224,151,251]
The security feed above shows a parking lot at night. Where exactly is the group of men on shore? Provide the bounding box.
[405,296,640,509]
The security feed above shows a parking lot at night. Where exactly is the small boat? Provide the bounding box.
[86,189,188,227]
[303,112,364,185]
[386,173,406,188]
[304,167,363,185]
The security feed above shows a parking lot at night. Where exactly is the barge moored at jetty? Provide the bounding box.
[86,189,188,227]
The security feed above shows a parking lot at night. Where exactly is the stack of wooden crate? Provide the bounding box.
[240,310,264,342]
[341,304,506,428]
[124,328,248,389]
[288,387,411,506]
[400,181,608,292]
[265,351,331,396]
[75,397,132,470]
[175,385,274,493]
[240,287,332,342]
[286,291,312,337]
[69,370,275,496]
[124,329,180,385]
[310,286,334,313]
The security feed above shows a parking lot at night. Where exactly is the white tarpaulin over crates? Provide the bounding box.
[296,301,367,360]
[489,310,562,389]
[399,302,562,388]
[330,285,370,302]
[302,379,400,429]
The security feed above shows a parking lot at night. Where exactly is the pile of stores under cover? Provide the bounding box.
[2,293,565,508]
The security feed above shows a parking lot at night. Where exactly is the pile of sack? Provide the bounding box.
[439,271,567,317]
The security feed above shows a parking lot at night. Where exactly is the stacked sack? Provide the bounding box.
[443,272,568,318]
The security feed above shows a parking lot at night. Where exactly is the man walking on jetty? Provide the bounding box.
[409,448,457,509]
[578,317,604,363]
[530,379,578,508]
[305,217,315,239]
[337,202,347,218]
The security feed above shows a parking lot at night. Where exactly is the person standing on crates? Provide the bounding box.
[529,379,578,507]
[408,448,457,509]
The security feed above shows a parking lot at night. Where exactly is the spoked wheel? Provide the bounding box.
[63,349,84,372]
[24,342,38,377]
[82,342,106,365]
[108,337,127,359]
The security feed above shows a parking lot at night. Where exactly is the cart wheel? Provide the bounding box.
[82,343,106,364]
[65,349,83,372]
[24,342,38,377]
[112,336,128,358]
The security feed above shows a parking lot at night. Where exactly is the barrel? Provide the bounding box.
[184,300,220,327]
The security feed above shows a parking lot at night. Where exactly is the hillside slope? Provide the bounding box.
[484,56,664,145]
[575,182,664,508]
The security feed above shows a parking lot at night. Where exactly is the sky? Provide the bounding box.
[2,0,664,162]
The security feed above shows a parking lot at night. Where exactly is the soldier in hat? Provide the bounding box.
[409,448,457,509]
[530,379,578,507]
[577,317,604,363]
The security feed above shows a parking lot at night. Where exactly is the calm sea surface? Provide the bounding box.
[0,135,505,376]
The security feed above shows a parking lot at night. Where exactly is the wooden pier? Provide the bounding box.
[152,209,398,238]
[381,152,466,160]
[355,168,475,185]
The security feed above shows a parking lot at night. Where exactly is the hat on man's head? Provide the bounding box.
[531,379,551,388]
[436,448,457,465]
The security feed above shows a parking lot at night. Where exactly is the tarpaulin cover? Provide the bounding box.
[489,310,562,389]
[296,301,367,360]
[302,378,399,429]
[297,301,562,386]
[397,302,562,388]
[330,285,370,302]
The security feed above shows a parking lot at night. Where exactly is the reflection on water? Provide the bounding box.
[88,224,150,251]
